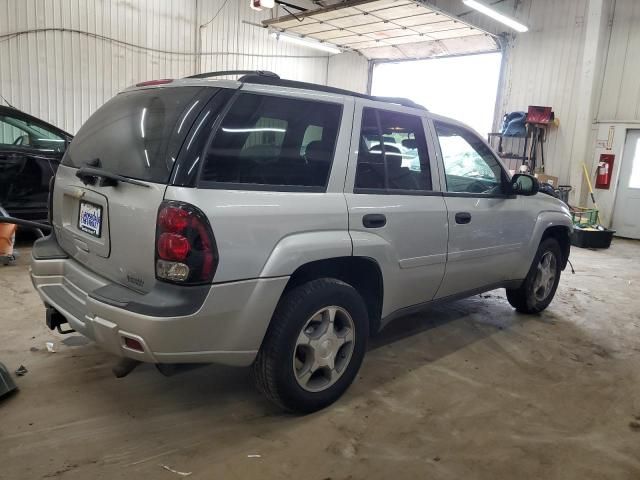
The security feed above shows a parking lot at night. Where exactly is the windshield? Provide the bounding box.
[64,87,211,183]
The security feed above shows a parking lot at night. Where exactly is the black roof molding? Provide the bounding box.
[183,70,427,111]
[186,70,280,80]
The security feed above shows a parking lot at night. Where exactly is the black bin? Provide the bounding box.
[570,228,615,249]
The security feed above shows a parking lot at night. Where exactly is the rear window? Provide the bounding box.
[64,87,210,183]
[199,93,342,190]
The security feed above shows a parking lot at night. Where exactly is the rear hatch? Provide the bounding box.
[52,85,213,293]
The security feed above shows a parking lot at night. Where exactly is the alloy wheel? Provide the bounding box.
[292,306,356,392]
[533,251,557,302]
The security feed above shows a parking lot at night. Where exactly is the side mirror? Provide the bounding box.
[509,174,539,196]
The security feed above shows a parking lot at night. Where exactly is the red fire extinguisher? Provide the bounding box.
[595,154,614,189]
[597,161,609,185]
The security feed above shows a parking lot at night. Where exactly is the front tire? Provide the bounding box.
[253,278,369,413]
[506,237,562,314]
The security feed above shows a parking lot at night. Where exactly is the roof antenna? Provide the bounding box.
[0,93,14,108]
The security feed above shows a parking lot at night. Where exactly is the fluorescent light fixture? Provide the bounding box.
[462,0,528,33]
[270,31,342,55]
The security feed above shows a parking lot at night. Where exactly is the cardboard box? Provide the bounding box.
[535,174,559,187]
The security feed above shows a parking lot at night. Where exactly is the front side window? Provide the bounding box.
[355,108,432,192]
[434,121,504,194]
[200,93,342,190]
[0,114,66,153]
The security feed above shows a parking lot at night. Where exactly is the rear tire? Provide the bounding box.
[253,278,369,414]
[506,237,562,314]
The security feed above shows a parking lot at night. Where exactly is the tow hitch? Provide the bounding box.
[45,307,75,334]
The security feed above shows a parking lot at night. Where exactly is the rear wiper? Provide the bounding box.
[76,167,150,188]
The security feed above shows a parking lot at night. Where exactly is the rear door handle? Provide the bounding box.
[362,214,386,228]
[455,212,472,224]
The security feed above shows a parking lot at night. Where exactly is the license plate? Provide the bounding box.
[78,201,103,237]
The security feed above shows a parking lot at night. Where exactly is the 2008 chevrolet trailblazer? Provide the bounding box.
[30,71,572,412]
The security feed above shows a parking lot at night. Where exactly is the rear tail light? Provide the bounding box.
[155,201,218,284]
[158,233,190,261]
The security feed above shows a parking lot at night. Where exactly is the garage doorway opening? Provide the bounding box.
[371,52,502,138]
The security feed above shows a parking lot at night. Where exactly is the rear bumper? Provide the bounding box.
[30,236,288,366]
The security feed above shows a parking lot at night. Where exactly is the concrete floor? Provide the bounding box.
[1,239,639,479]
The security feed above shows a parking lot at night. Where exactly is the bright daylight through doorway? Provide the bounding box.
[372,52,503,138]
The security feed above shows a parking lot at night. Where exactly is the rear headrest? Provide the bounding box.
[371,144,402,169]
[305,140,330,163]
[402,139,417,149]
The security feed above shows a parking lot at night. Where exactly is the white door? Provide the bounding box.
[612,130,640,239]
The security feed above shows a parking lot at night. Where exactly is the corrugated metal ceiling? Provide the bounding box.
[264,0,499,60]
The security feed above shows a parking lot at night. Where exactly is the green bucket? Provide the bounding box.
[571,207,599,227]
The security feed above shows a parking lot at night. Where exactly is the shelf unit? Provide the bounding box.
[487,133,529,172]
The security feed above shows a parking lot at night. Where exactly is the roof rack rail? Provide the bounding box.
[183,71,428,111]
[371,96,427,111]
[185,70,280,80]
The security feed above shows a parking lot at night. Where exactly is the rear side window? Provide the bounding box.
[200,93,342,190]
[355,108,432,192]
[64,87,210,183]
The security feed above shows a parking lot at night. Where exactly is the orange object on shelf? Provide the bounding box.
[0,223,16,257]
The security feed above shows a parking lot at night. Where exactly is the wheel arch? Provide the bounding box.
[283,256,384,335]
[530,210,572,272]
[541,225,571,270]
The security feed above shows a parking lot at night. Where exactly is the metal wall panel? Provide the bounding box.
[0,1,345,135]
[596,0,640,122]
[327,52,369,93]
[496,0,588,182]
[0,0,198,134]
[197,1,330,84]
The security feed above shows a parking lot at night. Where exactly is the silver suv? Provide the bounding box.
[30,71,572,412]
